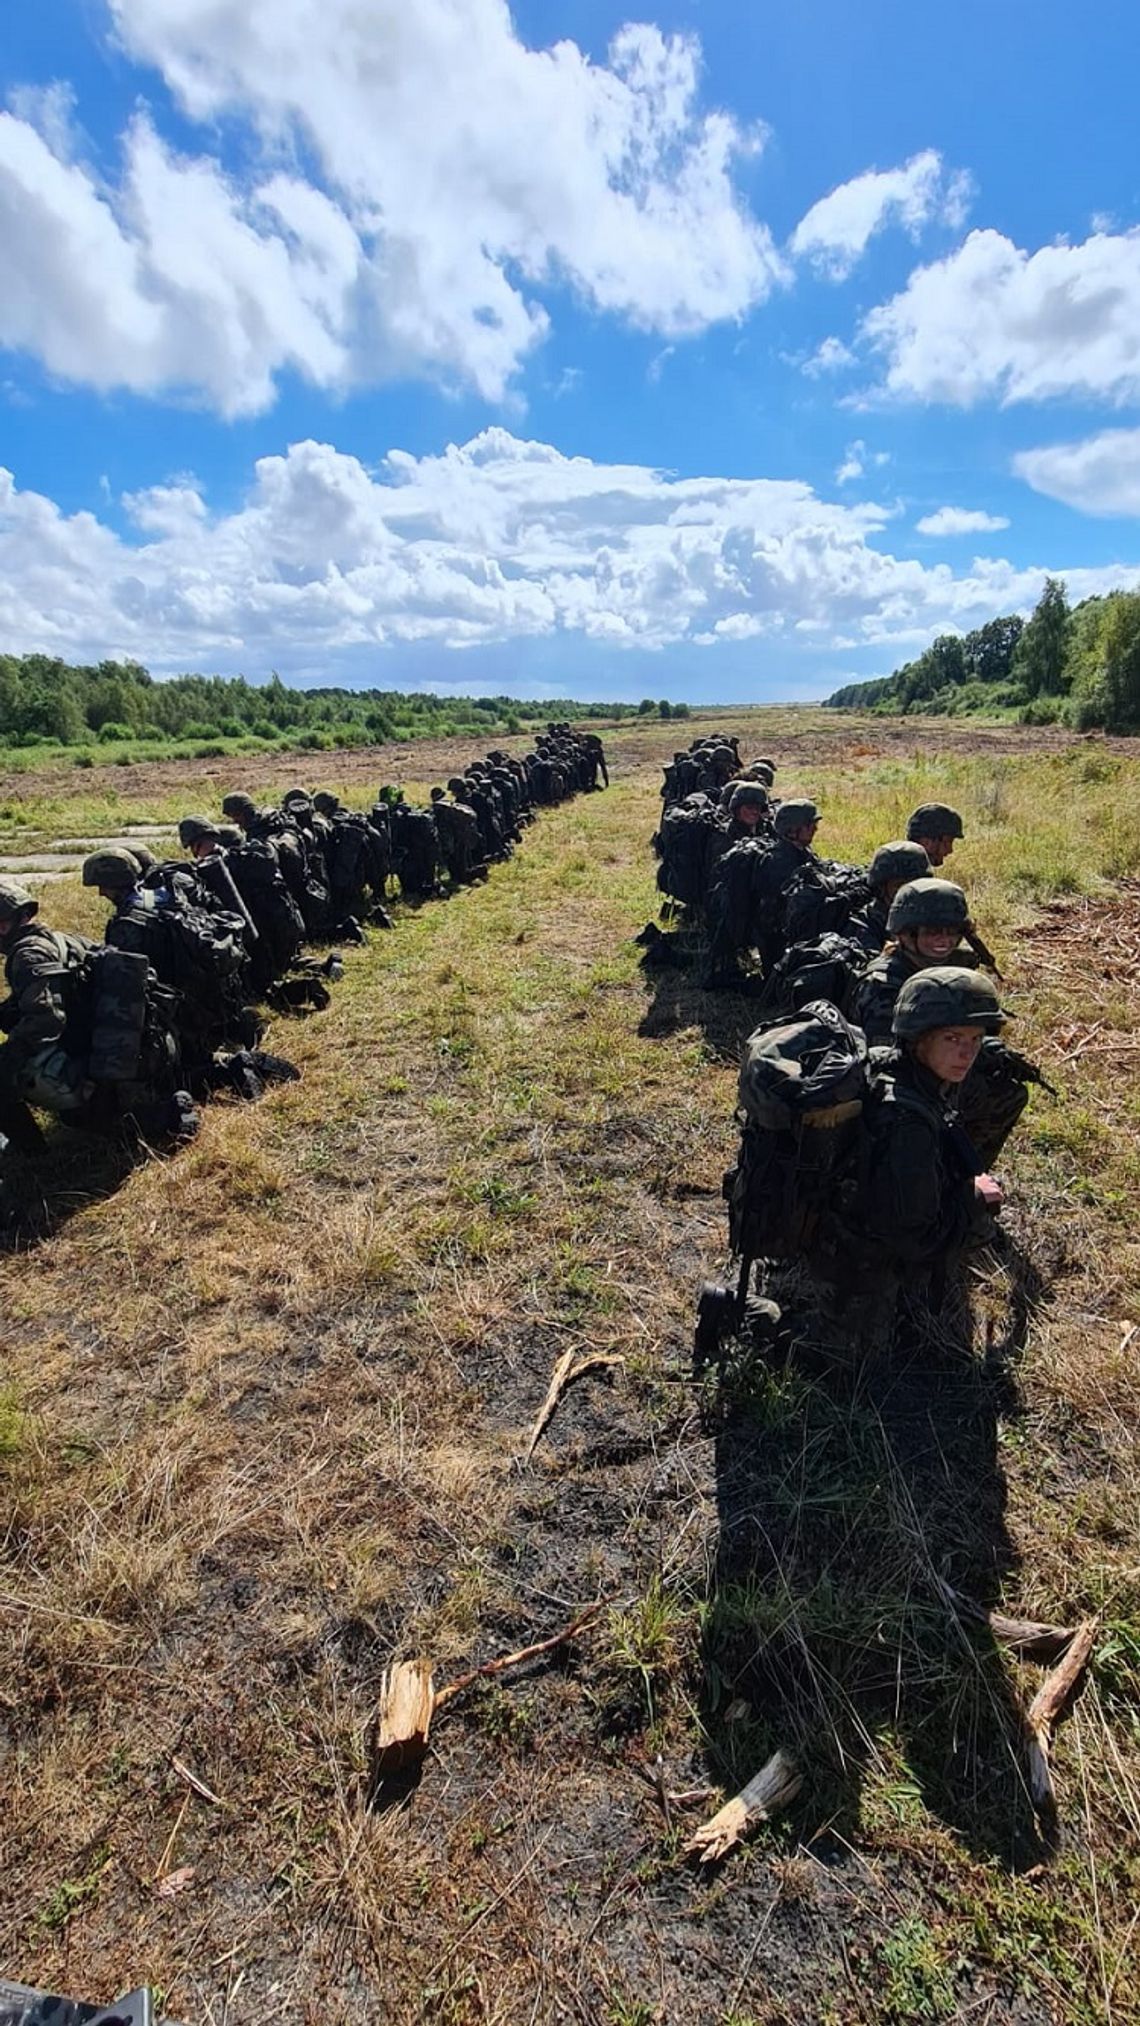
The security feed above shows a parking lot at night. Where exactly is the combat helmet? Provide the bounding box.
[82,847,142,889]
[215,825,244,848]
[892,965,1007,1040]
[887,877,969,935]
[868,841,930,891]
[0,878,37,917]
[178,814,220,848]
[312,791,341,816]
[773,797,819,837]
[906,803,964,842]
[728,780,769,815]
[222,792,257,822]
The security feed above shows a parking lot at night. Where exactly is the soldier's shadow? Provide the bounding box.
[0,1123,139,1252]
[636,939,762,1065]
[699,1290,1047,1870]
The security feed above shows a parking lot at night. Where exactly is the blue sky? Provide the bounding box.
[2,0,1139,701]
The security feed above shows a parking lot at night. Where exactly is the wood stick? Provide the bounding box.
[522,1351,626,1463]
[434,1600,610,1711]
[171,1756,226,1807]
[1026,1617,1098,1815]
[934,1577,1078,1662]
[371,1658,436,1779]
[684,1750,801,1863]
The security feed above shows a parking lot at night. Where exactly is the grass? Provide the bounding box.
[0,709,1137,2022]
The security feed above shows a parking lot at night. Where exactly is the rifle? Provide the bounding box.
[964,923,1002,979]
[989,1039,1058,1098]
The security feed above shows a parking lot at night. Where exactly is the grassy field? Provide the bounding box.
[1,710,1138,2025]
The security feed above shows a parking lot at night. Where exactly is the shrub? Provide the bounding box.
[96,721,135,742]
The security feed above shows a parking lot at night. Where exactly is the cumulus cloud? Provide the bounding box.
[915,506,1010,536]
[1014,427,1140,516]
[0,1,786,412]
[802,336,856,377]
[2,428,1137,682]
[790,150,970,280]
[864,226,1140,406]
[835,440,889,486]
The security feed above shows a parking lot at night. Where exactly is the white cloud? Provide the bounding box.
[802,336,856,377]
[0,1,785,413]
[835,443,865,485]
[2,428,1137,682]
[1014,427,1140,516]
[790,150,971,281]
[864,226,1140,406]
[915,506,1010,536]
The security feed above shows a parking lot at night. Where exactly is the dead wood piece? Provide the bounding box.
[171,1757,226,1807]
[372,1658,436,1778]
[434,1601,609,1711]
[522,1350,626,1463]
[684,1750,801,1863]
[935,1577,1078,1663]
[1026,1617,1098,1816]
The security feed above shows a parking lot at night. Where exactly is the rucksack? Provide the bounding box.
[46,938,180,1089]
[754,932,870,1021]
[724,1002,869,1263]
[225,840,305,972]
[655,800,719,907]
[782,864,872,946]
[707,835,776,951]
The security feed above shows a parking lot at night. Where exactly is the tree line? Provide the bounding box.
[0,657,641,756]
[826,581,1140,733]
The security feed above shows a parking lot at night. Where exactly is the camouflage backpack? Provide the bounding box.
[655,799,718,907]
[753,931,870,1022]
[724,1001,870,1263]
[782,863,872,946]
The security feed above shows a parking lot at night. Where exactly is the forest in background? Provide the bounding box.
[827,580,1140,732]
[0,657,692,764]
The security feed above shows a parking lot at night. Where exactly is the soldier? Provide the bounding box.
[905,803,965,868]
[846,841,931,958]
[178,816,259,945]
[707,797,822,986]
[856,968,1006,1263]
[0,874,194,1153]
[430,786,484,887]
[849,878,976,1045]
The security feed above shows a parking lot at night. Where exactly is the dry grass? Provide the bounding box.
[0,712,1138,2024]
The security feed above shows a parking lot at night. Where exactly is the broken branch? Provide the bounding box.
[684,1749,801,1863]
[371,1658,436,1780]
[522,1351,626,1463]
[1026,1617,1099,1816]
[434,1600,610,1711]
[935,1577,1079,1663]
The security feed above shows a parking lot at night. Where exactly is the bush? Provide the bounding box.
[73,752,95,768]
[191,741,227,758]
[96,721,135,742]
[297,729,334,751]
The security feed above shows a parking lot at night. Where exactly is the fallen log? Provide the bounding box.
[1027,1617,1098,1816]
[934,1577,1079,1663]
[371,1658,436,1780]
[684,1749,801,1863]
[522,1350,626,1463]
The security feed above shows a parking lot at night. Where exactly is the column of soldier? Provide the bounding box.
[0,726,609,1165]
[647,735,1053,1351]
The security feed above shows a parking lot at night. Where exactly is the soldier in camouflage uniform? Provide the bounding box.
[905,803,965,869]
[849,878,977,1044]
[845,840,931,958]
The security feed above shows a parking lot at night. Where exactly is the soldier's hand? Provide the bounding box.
[975,1173,1004,1212]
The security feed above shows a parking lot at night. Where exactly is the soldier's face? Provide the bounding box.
[915,925,961,960]
[920,834,955,866]
[914,1024,983,1084]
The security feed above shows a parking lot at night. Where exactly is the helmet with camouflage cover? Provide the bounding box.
[222,791,257,822]
[728,779,770,815]
[0,877,37,917]
[312,790,341,815]
[868,840,930,891]
[906,802,964,842]
[178,814,220,847]
[892,965,1007,1040]
[773,797,819,837]
[887,877,969,935]
[215,824,243,848]
[744,761,776,787]
[282,789,314,813]
[82,847,142,890]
